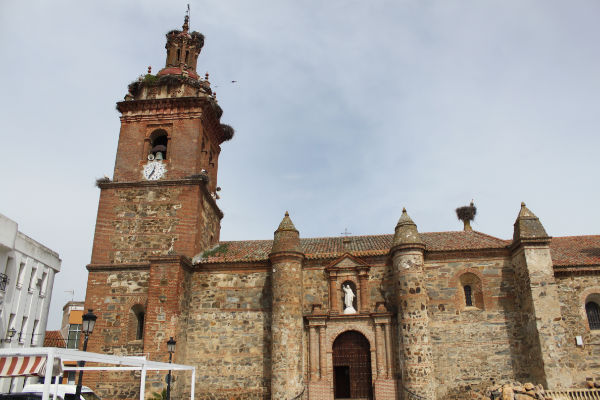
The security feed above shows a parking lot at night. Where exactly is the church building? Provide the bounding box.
[83,16,600,400]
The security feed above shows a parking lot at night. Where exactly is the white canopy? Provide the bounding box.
[0,347,195,400]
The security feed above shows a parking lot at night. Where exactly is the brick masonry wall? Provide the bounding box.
[83,268,149,399]
[556,273,600,387]
[424,257,526,399]
[114,117,221,190]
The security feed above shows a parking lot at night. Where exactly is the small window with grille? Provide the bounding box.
[586,301,600,330]
[458,272,483,310]
[464,285,473,307]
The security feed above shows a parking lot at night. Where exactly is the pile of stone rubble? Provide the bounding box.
[485,382,553,400]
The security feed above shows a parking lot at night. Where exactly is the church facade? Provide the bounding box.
[83,16,600,400]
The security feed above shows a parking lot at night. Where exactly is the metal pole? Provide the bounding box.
[42,349,55,400]
[75,334,89,399]
[190,368,195,400]
[139,363,147,400]
[166,351,173,400]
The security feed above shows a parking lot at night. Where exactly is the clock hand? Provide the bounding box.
[148,165,156,177]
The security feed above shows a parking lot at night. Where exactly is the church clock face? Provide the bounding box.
[143,160,166,180]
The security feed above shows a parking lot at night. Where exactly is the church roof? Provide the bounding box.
[195,232,600,268]
[196,230,509,263]
[549,235,600,267]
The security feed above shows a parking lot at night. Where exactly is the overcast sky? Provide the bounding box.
[1,1,599,329]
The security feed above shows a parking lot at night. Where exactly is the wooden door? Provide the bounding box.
[332,331,373,399]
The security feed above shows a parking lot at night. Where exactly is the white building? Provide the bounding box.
[0,213,61,393]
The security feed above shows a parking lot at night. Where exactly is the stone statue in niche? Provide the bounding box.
[342,284,357,314]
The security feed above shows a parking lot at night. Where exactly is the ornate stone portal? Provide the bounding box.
[306,254,398,400]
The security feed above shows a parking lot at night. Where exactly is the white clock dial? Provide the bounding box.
[143,161,166,180]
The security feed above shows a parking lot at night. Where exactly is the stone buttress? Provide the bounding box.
[269,212,305,399]
[390,209,434,399]
[510,203,572,388]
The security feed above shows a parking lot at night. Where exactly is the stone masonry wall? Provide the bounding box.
[182,269,272,400]
[91,184,219,265]
[271,256,304,400]
[392,249,434,399]
[425,257,526,399]
[511,246,572,388]
[556,273,600,387]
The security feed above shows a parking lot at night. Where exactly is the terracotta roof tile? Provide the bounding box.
[196,231,509,264]
[550,235,600,267]
[196,232,600,267]
[43,330,65,347]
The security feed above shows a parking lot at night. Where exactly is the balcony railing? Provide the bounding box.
[0,273,8,292]
[546,389,600,400]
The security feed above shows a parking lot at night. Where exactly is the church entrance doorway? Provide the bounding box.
[332,330,373,399]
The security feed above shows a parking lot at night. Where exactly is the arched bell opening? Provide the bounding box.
[332,330,373,399]
[148,129,169,160]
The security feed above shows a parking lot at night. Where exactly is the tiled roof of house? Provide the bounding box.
[43,330,65,347]
[196,232,600,268]
[196,231,509,264]
[549,235,600,267]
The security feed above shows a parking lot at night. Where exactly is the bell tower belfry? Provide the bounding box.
[92,14,233,265]
[83,15,233,398]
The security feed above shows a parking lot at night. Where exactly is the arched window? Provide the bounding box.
[464,285,473,307]
[130,305,145,341]
[149,130,168,160]
[176,48,181,62]
[458,272,483,310]
[586,301,600,330]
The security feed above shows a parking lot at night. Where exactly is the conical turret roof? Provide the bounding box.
[512,202,550,246]
[276,211,298,232]
[271,211,302,254]
[392,208,424,248]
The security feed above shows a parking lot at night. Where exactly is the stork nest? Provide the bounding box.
[456,204,477,222]
[220,124,235,141]
[165,30,205,48]
[95,176,111,187]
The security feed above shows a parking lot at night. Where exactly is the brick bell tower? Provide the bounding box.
[84,15,233,399]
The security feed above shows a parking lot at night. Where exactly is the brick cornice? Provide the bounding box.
[116,97,226,142]
[553,265,600,276]
[194,262,270,273]
[390,242,426,255]
[97,177,223,219]
[117,97,212,115]
[509,237,552,252]
[148,254,194,270]
[86,262,150,271]
[425,247,510,262]
[269,251,305,264]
